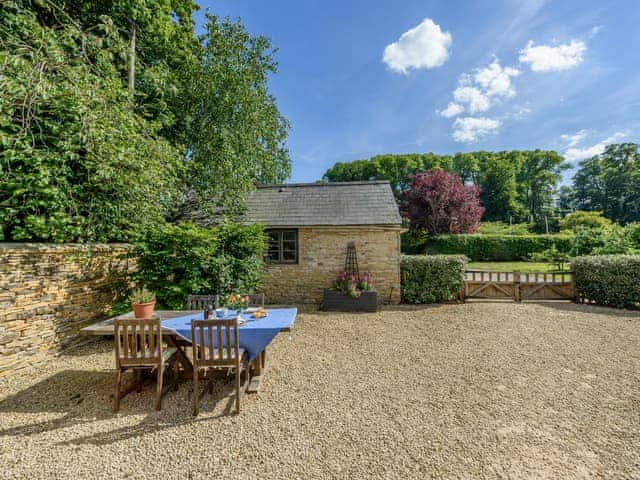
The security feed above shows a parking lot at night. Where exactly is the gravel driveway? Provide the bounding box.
[1,302,639,479]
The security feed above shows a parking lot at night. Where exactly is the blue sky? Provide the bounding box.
[195,0,640,183]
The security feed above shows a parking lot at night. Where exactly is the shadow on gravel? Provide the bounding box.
[0,369,237,444]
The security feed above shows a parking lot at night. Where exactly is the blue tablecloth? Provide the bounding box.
[162,308,297,361]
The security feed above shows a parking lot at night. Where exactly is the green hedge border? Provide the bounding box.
[401,255,467,304]
[423,234,574,261]
[572,255,640,309]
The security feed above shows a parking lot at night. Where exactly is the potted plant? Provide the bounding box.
[223,293,250,318]
[129,287,156,319]
[323,271,378,312]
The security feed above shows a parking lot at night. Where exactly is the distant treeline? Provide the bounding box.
[323,143,640,225]
[323,150,567,224]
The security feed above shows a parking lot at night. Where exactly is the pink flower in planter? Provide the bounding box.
[331,270,376,297]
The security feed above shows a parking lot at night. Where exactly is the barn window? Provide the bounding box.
[266,229,298,264]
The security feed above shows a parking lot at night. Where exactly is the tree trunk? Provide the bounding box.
[128,24,136,92]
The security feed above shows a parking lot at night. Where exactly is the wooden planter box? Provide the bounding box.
[322,289,378,312]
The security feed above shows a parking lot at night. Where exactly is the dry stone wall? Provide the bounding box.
[0,243,133,377]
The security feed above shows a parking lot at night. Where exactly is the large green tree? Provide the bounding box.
[515,150,568,222]
[0,3,183,242]
[477,154,521,221]
[183,15,291,215]
[1,1,291,241]
[30,0,201,144]
[573,143,640,223]
[324,153,451,197]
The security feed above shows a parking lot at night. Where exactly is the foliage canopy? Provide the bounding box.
[402,171,484,235]
[0,1,291,242]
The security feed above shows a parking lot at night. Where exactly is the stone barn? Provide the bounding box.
[245,181,403,305]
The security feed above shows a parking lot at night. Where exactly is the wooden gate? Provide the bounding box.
[465,270,575,301]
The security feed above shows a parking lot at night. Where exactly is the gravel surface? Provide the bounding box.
[1,302,639,479]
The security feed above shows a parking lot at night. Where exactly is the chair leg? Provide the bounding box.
[114,369,122,413]
[172,358,180,391]
[155,365,163,411]
[193,367,200,416]
[136,369,143,393]
[235,366,241,414]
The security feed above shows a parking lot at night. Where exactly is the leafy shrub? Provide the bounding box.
[626,223,640,248]
[530,246,570,271]
[560,211,613,231]
[131,221,266,309]
[426,234,574,261]
[479,221,532,235]
[401,231,429,254]
[401,255,467,304]
[572,255,640,309]
[571,225,638,256]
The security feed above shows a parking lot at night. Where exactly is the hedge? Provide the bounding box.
[401,255,467,304]
[425,234,574,261]
[572,255,640,309]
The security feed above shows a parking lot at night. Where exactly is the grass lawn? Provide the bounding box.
[467,261,569,272]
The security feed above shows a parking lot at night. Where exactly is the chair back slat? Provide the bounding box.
[186,293,265,310]
[115,318,163,367]
[217,323,224,360]
[187,295,218,310]
[246,293,265,307]
[225,324,232,361]
[191,319,240,367]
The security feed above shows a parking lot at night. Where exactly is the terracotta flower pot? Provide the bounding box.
[133,301,156,319]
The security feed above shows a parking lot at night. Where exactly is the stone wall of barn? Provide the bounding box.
[262,227,402,306]
[0,244,133,377]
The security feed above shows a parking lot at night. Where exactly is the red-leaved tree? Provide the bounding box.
[402,170,484,234]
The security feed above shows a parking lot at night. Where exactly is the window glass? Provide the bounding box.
[265,229,297,264]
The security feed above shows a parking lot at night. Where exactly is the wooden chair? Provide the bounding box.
[191,319,250,415]
[186,294,218,310]
[187,293,265,310]
[113,317,178,412]
[245,293,265,308]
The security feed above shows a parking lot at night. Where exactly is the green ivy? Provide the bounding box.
[572,255,640,309]
[401,255,467,304]
[130,221,266,309]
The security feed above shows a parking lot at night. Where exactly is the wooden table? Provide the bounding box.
[80,310,292,393]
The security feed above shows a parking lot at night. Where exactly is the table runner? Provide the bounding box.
[162,308,297,361]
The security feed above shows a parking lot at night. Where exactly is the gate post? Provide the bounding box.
[514,270,521,302]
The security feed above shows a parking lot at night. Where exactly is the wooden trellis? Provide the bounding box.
[344,242,359,278]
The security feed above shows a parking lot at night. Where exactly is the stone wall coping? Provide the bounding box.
[0,242,133,252]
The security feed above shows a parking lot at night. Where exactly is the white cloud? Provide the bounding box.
[453,86,491,113]
[473,61,520,97]
[563,131,628,162]
[438,102,464,118]
[383,18,452,74]
[519,40,586,72]
[452,117,501,143]
[560,129,589,148]
[438,59,520,119]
